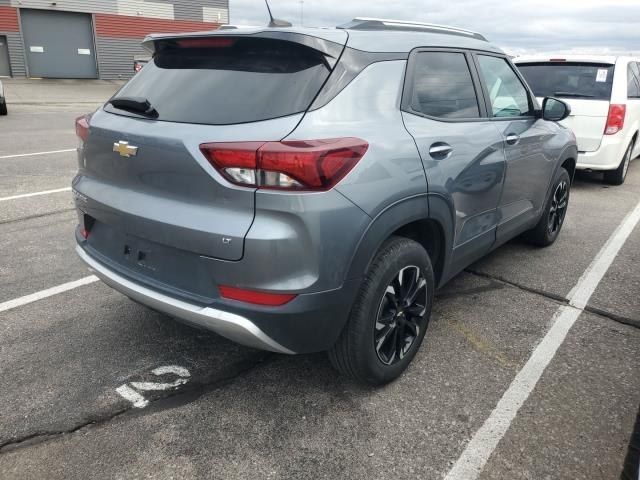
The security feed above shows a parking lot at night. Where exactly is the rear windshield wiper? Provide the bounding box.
[554,92,595,98]
[109,97,159,118]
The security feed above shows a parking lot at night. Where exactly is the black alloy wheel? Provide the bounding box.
[548,179,569,236]
[374,265,427,366]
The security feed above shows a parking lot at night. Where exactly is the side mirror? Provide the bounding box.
[542,97,571,122]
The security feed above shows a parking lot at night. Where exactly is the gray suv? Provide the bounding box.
[73,18,577,385]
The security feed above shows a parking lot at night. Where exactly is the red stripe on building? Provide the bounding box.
[95,13,218,39]
[0,7,20,32]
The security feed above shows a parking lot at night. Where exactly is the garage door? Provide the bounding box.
[0,36,10,77]
[21,9,97,79]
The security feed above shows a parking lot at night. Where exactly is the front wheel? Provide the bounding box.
[523,167,571,247]
[328,236,435,385]
[604,140,634,186]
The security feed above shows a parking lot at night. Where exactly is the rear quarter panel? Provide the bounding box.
[285,60,427,218]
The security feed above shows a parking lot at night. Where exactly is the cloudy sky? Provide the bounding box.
[229,0,640,55]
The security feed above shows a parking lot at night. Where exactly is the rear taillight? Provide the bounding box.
[79,213,95,240]
[218,286,296,306]
[605,104,626,135]
[200,138,369,191]
[75,115,91,142]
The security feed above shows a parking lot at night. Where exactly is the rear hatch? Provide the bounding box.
[76,33,346,265]
[517,61,615,152]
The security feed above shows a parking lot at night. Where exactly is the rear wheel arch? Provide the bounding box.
[345,194,454,288]
[393,219,445,286]
[561,157,576,182]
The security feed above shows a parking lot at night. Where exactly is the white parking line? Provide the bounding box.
[0,276,99,314]
[0,187,72,202]
[0,149,76,160]
[445,199,640,480]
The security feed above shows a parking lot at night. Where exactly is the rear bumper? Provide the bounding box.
[77,245,295,354]
[76,243,360,354]
[577,136,626,170]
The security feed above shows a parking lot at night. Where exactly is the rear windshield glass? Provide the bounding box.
[517,62,614,101]
[108,37,332,125]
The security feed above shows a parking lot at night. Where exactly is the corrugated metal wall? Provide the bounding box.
[95,36,145,79]
[9,0,117,15]
[94,13,219,79]
[1,31,25,76]
[158,0,229,21]
[8,0,229,22]
[0,6,25,76]
[0,0,226,78]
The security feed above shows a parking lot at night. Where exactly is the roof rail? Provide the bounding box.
[337,17,487,41]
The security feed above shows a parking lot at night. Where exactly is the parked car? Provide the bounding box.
[515,55,640,185]
[0,79,7,115]
[73,19,577,385]
[133,56,150,74]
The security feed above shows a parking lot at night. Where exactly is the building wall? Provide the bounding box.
[0,0,226,79]
[94,13,223,79]
[0,6,25,77]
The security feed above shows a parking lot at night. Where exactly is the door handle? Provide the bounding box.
[429,142,453,159]
[505,133,520,145]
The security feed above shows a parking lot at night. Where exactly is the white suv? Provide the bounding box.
[516,55,640,184]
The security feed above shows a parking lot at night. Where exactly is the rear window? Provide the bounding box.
[108,37,333,125]
[517,62,614,101]
[406,51,480,119]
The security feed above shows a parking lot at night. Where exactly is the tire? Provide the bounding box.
[604,140,634,186]
[0,99,7,116]
[328,236,435,385]
[523,167,571,247]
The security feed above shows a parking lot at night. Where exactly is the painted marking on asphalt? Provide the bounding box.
[0,187,72,202]
[130,365,191,391]
[0,276,99,314]
[116,365,191,408]
[115,385,149,409]
[446,199,640,480]
[0,148,76,160]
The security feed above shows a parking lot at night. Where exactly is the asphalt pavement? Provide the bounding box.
[0,82,638,480]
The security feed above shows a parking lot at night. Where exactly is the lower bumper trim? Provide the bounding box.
[76,245,296,355]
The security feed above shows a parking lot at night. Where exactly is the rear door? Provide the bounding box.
[475,54,556,242]
[517,61,615,152]
[76,34,345,262]
[401,49,506,271]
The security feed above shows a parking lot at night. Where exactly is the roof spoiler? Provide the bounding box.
[141,31,345,68]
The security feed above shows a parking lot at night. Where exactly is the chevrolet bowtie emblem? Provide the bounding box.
[113,141,138,158]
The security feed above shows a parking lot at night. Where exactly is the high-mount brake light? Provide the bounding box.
[75,115,91,142]
[176,38,237,48]
[605,104,626,135]
[218,286,297,306]
[200,138,369,191]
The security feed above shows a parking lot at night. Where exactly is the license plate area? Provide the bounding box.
[85,220,217,303]
[122,236,158,274]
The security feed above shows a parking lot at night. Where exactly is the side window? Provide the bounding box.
[477,55,533,117]
[407,51,480,119]
[628,63,640,99]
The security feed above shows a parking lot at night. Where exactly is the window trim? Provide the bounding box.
[471,52,539,121]
[400,47,490,123]
[628,62,640,99]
